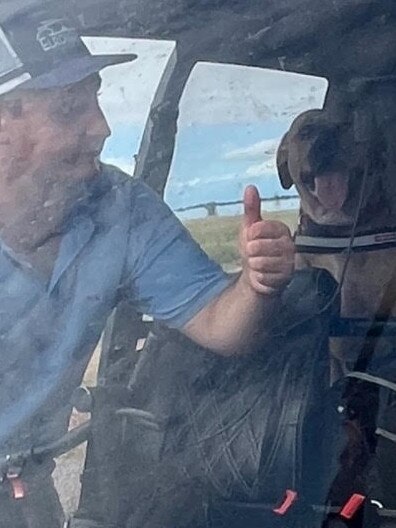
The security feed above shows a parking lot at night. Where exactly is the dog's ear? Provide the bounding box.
[276,133,293,189]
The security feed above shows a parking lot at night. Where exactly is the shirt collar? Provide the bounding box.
[48,214,95,292]
[0,167,112,292]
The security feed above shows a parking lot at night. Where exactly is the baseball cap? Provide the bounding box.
[0,3,137,96]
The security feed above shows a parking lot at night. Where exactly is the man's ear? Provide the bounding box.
[276,133,294,189]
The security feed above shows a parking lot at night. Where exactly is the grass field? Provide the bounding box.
[185,209,299,270]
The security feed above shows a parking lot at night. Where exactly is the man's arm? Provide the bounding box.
[182,186,295,355]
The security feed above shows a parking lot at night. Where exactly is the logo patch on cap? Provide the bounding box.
[0,4,137,96]
[36,19,76,52]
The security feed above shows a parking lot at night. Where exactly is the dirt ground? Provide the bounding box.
[53,346,100,518]
[53,425,88,517]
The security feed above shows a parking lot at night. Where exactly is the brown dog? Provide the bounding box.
[276,109,396,511]
[277,109,396,372]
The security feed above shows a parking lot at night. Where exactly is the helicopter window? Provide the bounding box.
[165,62,328,270]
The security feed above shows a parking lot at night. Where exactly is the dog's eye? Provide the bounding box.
[308,128,343,175]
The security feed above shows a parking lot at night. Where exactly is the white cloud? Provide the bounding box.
[223,137,281,161]
[221,136,282,178]
[172,168,278,193]
[221,137,280,178]
[171,177,202,189]
[246,159,277,177]
[102,156,136,176]
[203,173,239,184]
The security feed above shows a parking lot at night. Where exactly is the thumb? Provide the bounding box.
[243,185,262,227]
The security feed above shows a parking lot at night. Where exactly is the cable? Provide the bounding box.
[270,155,371,339]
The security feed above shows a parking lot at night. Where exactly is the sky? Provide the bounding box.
[84,37,329,218]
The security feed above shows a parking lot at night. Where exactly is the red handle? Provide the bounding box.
[340,493,366,520]
[273,489,298,515]
[9,477,26,500]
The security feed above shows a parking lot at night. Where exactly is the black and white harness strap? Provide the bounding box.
[295,230,396,254]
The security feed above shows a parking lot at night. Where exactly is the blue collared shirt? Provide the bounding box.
[0,164,231,451]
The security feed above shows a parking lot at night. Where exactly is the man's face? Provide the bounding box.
[5,74,110,180]
[0,74,111,245]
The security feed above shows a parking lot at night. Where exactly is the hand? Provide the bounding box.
[239,185,295,295]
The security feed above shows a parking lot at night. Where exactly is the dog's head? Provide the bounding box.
[277,109,375,227]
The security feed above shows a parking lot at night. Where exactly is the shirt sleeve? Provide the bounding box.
[123,180,232,329]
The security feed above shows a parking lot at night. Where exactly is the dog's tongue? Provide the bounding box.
[314,173,348,211]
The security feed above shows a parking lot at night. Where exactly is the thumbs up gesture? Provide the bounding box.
[240,185,295,295]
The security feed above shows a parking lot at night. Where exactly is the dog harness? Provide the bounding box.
[295,215,396,253]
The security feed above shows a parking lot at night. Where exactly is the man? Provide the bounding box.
[0,4,294,527]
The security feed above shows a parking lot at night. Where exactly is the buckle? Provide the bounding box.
[339,493,366,520]
[0,454,26,500]
[273,489,298,516]
[7,474,26,500]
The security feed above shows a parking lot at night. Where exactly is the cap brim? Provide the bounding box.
[19,53,137,90]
